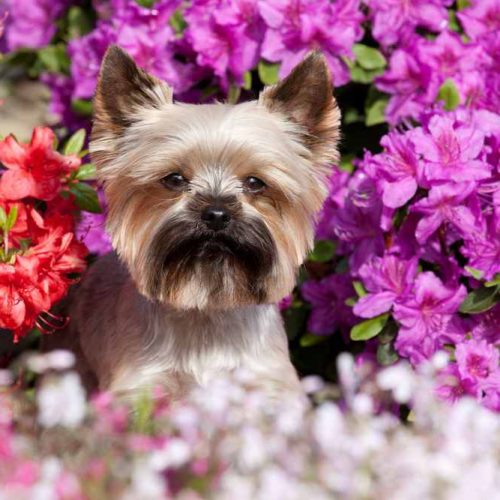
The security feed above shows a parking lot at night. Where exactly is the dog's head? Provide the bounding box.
[90,46,340,309]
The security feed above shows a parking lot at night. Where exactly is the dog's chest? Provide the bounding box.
[135,304,282,387]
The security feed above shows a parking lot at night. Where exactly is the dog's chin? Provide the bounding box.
[144,224,277,309]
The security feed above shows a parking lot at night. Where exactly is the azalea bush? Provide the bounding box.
[0,127,98,341]
[0,0,499,409]
[1,351,499,498]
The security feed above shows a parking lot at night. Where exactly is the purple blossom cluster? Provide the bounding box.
[0,0,499,410]
[309,103,499,410]
[374,1,500,124]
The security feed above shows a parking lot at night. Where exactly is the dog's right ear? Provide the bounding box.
[93,45,172,136]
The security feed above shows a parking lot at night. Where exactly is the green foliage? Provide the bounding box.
[74,164,97,181]
[459,286,500,314]
[437,79,461,111]
[258,61,280,85]
[71,99,93,116]
[38,44,70,73]
[308,240,336,263]
[350,314,390,341]
[170,9,187,35]
[300,332,328,347]
[352,44,386,71]
[64,129,86,156]
[70,183,102,213]
[66,7,94,38]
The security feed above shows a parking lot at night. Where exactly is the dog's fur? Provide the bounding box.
[52,46,340,399]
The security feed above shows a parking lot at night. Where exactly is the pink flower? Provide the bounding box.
[364,130,420,209]
[393,272,467,364]
[301,274,354,335]
[353,255,418,318]
[411,182,478,243]
[259,0,364,85]
[455,339,499,393]
[366,0,451,47]
[0,128,80,201]
[412,114,491,183]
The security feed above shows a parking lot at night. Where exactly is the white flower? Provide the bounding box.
[37,372,86,428]
[377,363,416,403]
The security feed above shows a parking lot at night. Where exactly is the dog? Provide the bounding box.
[55,46,340,400]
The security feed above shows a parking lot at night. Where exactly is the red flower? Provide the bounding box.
[0,127,80,201]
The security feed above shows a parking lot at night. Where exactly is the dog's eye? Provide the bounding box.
[161,173,189,191]
[244,176,267,194]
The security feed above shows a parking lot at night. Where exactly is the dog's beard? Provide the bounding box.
[145,215,277,308]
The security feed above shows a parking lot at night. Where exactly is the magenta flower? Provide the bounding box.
[435,363,469,404]
[259,0,364,85]
[68,25,116,100]
[457,0,500,41]
[471,304,500,346]
[366,0,451,47]
[353,255,418,318]
[364,130,420,208]
[462,212,500,280]
[411,182,478,244]
[331,176,385,273]
[376,45,437,125]
[393,272,467,364]
[455,339,499,393]
[412,114,491,183]
[418,30,487,80]
[2,0,69,51]
[185,0,264,87]
[301,274,354,335]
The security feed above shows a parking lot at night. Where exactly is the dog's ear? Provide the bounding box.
[259,52,341,166]
[93,45,172,135]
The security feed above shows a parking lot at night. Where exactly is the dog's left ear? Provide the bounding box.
[259,52,341,166]
[93,45,173,136]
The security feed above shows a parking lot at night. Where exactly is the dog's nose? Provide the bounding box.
[201,206,231,231]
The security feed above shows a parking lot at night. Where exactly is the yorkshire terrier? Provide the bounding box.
[56,45,340,399]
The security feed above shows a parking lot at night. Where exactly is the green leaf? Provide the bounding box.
[448,10,460,32]
[243,71,252,90]
[365,97,388,126]
[67,6,93,38]
[38,45,70,73]
[227,85,241,104]
[6,205,18,231]
[485,274,500,288]
[339,155,355,173]
[465,266,484,280]
[0,207,7,230]
[300,332,328,347]
[64,129,86,156]
[353,281,367,298]
[308,240,336,263]
[345,297,357,307]
[169,9,187,34]
[131,391,154,434]
[459,286,500,314]
[377,342,399,366]
[350,314,390,341]
[136,0,155,6]
[378,320,398,345]
[350,66,384,84]
[353,44,387,70]
[70,183,102,213]
[457,0,471,9]
[71,99,93,116]
[437,79,461,111]
[258,61,280,85]
[75,163,97,180]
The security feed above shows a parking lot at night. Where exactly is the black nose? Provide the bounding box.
[201,206,231,231]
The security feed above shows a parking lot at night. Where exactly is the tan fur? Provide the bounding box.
[52,46,340,399]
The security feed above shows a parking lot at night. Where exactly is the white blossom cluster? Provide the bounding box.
[0,352,499,499]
